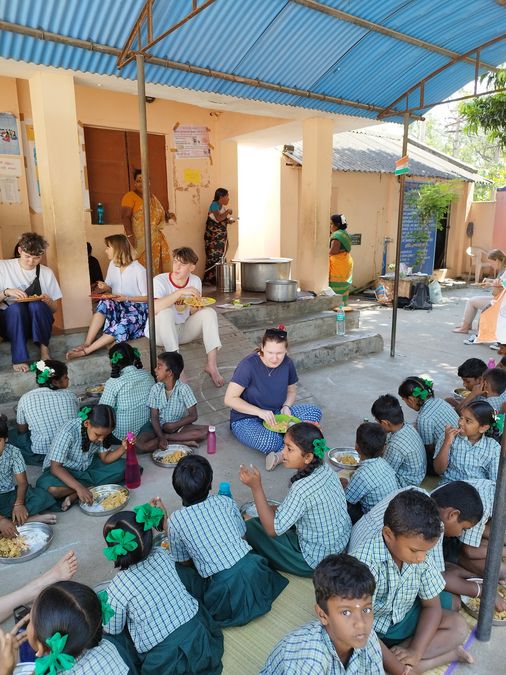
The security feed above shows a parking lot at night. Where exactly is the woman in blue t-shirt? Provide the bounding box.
[224,326,322,471]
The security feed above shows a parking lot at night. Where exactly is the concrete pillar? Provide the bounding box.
[29,71,91,330]
[297,117,333,292]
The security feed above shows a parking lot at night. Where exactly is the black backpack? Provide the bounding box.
[404,282,432,311]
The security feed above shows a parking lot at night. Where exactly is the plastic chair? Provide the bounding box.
[466,246,494,283]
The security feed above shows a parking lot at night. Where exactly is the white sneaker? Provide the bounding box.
[490,343,499,351]
[464,335,477,345]
[265,452,282,471]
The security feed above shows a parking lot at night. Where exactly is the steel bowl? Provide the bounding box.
[235,258,292,292]
[14,664,35,675]
[240,500,281,519]
[0,522,53,564]
[453,387,471,401]
[151,445,193,468]
[327,448,361,471]
[265,279,298,302]
[79,485,129,517]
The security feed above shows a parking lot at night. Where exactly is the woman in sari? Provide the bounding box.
[121,169,174,275]
[203,187,233,285]
[328,213,353,304]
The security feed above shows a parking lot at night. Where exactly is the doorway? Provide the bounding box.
[434,207,450,269]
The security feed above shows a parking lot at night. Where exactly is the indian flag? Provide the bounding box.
[395,155,409,175]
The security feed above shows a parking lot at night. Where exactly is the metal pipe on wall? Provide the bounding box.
[136,53,157,376]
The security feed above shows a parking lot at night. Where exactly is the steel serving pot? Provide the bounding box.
[265,279,298,302]
[234,258,292,292]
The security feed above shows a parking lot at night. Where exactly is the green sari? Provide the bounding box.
[329,229,353,304]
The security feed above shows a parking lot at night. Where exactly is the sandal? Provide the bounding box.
[66,346,88,360]
[265,452,283,471]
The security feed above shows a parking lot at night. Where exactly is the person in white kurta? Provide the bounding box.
[145,246,223,387]
[67,235,148,359]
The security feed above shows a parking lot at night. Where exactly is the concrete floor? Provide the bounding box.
[1,285,504,671]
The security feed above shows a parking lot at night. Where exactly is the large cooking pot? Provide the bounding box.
[215,262,237,293]
[265,279,298,302]
[235,258,292,292]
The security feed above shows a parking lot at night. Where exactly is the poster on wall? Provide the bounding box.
[21,121,42,213]
[0,176,21,204]
[0,113,20,155]
[173,125,210,159]
[400,181,437,275]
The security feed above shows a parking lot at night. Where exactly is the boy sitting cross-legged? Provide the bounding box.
[260,553,384,674]
[352,490,472,674]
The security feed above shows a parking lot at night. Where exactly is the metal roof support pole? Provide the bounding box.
[136,53,157,376]
[390,112,410,358]
[476,431,506,640]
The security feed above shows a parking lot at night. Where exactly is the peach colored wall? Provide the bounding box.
[468,201,496,250]
[492,189,506,252]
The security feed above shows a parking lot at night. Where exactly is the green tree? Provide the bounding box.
[460,70,506,150]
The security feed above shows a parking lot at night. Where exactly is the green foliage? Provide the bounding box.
[460,68,506,150]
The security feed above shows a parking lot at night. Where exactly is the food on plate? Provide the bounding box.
[100,490,128,511]
[183,296,216,308]
[0,535,28,558]
[159,449,187,464]
[87,384,104,395]
[467,586,506,621]
[270,421,289,433]
[339,454,359,466]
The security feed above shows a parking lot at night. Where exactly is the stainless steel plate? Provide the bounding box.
[327,448,361,471]
[85,383,104,397]
[14,664,35,674]
[79,485,129,516]
[240,500,281,519]
[93,580,111,594]
[151,445,193,468]
[461,579,506,626]
[0,522,53,564]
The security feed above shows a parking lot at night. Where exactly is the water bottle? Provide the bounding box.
[124,432,141,489]
[96,202,105,224]
[218,481,232,498]
[207,425,216,455]
[487,358,496,369]
[336,305,346,336]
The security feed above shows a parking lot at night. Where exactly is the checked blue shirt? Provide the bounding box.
[274,464,351,568]
[104,547,198,654]
[417,398,459,447]
[0,444,26,493]
[43,418,104,471]
[459,479,496,547]
[148,380,198,426]
[434,433,500,484]
[353,533,445,636]
[345,457,399,513]
[485,390,506,413]
[71,639,128,675]
[99,365,154,439]
[260,620,384,675]
[385,424,426,487]
[16,388,78,456]
[169,494,250,577]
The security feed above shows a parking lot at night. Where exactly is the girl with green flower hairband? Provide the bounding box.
[101,507,224,674]
[240,422,351,578]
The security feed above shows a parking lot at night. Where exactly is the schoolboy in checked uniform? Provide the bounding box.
[352,490,471,673]
[371,394,427,487]
[168,455,287,627]
[261,554,384,675]
[482,367,506,412]
[343,423,398,520]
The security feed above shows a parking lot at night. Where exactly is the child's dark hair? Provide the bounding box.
[314,554,375,613]
[103,511,152,570]
[109,343,143,378]
[213,187,229,202]
[35,359,68,390]
[431,481,483,525]
[286,422,324,484]
[0,414,8,440]
[158,351,184,380]
[371,394,404,425]
[80,404,116,453]
[384,490,442,541]
[172,455,213,506]
[398,376,434,404]
[330,214,347,230]
[356,422,387,458]
[499,356,506,369]
[31,581,102,658]
[457,358,487,380]
[172,246,198,265]
[483,367,506,396]
[461,400,500,439]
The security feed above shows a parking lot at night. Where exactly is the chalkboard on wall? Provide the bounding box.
[400,181,436,275]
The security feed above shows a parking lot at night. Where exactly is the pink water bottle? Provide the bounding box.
[124,432,141,489]
[487,358,496,369]
[207,426,216,455]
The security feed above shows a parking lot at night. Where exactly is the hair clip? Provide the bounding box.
[34,632,75,675]
[103,528,139,561]
[133,503,164,531]
[412,386,429,401]
[78,406,92,422]
[110,351,124,365]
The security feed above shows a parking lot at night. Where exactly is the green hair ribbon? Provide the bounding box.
[36,369,52,385]
[422,378,433,388]
[34,632,75,675]
[29,362,38,372]
[133,348,141,359]
[110,351,124,365]
[492,412,505,435]
[103,528,139,561]
[133,503,164,531]
[312,438,330,459]
[412,386,430,401]
[78,406,92,421]
[97,589,115,625]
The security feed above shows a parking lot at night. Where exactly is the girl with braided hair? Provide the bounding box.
[240,422,351,577]
[99,343,154,442]
[36,405,127,511]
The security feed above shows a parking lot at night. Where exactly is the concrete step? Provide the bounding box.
[220,295,344,329]
[289,330,384,371]
[241,310,359,346]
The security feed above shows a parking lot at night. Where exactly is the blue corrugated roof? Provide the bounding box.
[0,0,504,120]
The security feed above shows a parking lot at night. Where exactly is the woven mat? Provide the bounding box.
[222,574,477,675]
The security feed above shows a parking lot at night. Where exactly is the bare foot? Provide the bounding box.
[61,494,78,511]
[66,346,88,361]
[40,345,50,360]
[43,550,78,585]
[29,513,57,525]
[13,363,29,373]
[204,365,225,388]
[456,645,474,664]
[182,440,199,448]
[452,326,472,333]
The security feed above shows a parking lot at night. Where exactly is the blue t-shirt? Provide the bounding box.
[230,352,298,424]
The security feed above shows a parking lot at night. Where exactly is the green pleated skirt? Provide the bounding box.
[176,552,288,627]
[104,630,141,674]
[0,485,56,517]
[36,456,126,491]
[140,607,223,675]
[8,429,44,466]
[245,518,314,577]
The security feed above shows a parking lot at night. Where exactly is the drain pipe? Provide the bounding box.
[381,236,393,276]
